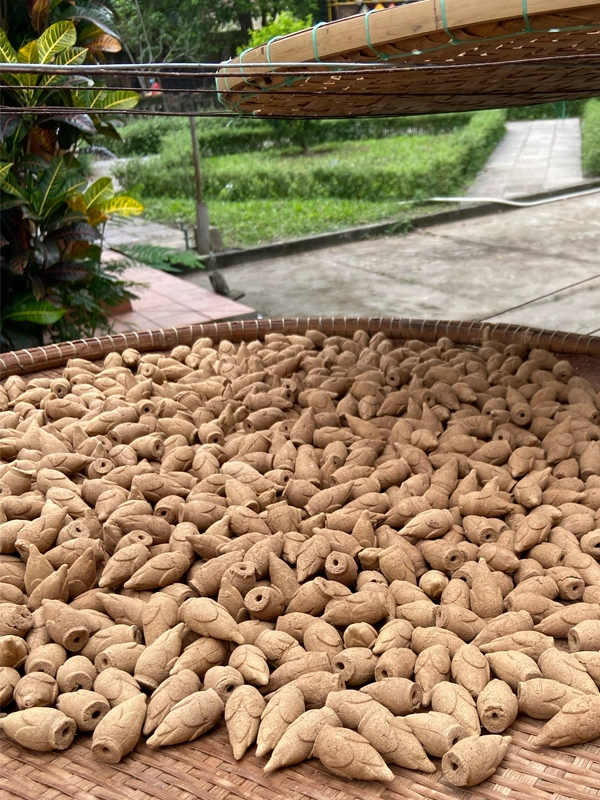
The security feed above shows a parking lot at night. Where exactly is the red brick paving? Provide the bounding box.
[110,264,254,333]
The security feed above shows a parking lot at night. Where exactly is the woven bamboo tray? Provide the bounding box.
[1,318,599,800]
[216,0,600,117]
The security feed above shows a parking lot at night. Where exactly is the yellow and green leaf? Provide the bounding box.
[0,162,13,182]
[37,21,77,64]
[99,195,144,217]
[0,27,17,62]
[83,176,114,208]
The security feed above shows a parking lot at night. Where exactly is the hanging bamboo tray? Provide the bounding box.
[216,0,600,117]
[1,318,599,800]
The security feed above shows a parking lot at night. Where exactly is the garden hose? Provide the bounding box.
[400,185,600,208]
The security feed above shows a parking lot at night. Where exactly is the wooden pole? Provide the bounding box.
[189,116,211,255]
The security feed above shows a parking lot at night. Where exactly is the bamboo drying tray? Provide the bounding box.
[1,318,600,800]
[216,0,600,117]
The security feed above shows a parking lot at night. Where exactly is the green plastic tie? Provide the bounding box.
[439,0,460,45]
[266,35,284,64]
[312,21,327,62]
[522,0,532,32]
[365,9,392,60]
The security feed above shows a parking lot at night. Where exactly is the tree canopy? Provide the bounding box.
[113,0,325,63]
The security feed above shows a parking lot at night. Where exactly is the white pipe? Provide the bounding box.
[399,185,600,208]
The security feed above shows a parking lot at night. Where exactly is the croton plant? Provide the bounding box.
[0,1,143,349]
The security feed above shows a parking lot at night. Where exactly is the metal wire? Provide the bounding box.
[2,51,600,77]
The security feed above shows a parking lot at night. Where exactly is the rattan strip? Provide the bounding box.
[1,319,599,380]
[1,719,599,800]
[216,1,600,117]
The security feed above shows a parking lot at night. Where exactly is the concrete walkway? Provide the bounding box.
[98,118,599,335]
[467,119,587,199]
[183,192,600,335]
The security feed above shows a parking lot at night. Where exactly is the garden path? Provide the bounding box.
[466,119,588,199]
[101,118,598,335]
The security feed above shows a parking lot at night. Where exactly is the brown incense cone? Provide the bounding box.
[56,655,97,693]
[0,666,20,706]
[517,679,586,719]
[573,651,600,684]
[332,647,377,686]
[24,643,67,676]
[419,570,449,599]
[440,579,471,608]
[303,619,343,658]
[372,619,413,654]
[91,693,146,763]
[179,598,244,644]
[134,623,184,690]
[143,669,201,735]
[430,682,480,736]
[203,665,244,703]
[225,684,265,759]
[374,647,416,680]
[411,626,464,658]
[396,600,437,628]
[342,622,377,649]
[27,564,69,611]
[533,695,600,747]
[0,707,76,751]
[124,550,191,591]
[357,705,436,773]
[94,667,142,707]
[403,711,468,757]
[0,635,29,668]
[486,651,542,690]
[325,689,378,728]
[442,734,512,786]
[147,688,225,747]
[451,644,491,697]
[256,685,305,758]
[264,707,342,772]
[323,591,388,626]
[477,679,518,732]
[436,606,485,642]
[545,567,585,602]
[415,644,451,706]
[244,586,285,621]
[254,628,303,665]
[266,652,330,693]
[101,594,145,628]
[94,641,145,674]
[56,689,110,731]
[538,648,598,695]
[98,543,150,589]
[470,558,503,619]
[360,677,422,716]
[534,603,600,638]
[141,592,179,646]
[312,725,394,782]
[14,672,58,709]
[81,624,141,663]
[568,620,600,652]
[228,644,270,686]
[472,611,534,648]
[480,631,554,660]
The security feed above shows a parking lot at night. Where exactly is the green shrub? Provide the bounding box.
[111,117,188,157]
[507,100,588,121]
[582,99,600,176]
[112,112,475,159]
[115,109,505,202]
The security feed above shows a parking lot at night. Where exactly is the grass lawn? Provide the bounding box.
[115,110,504,248]
[139,198,447,248]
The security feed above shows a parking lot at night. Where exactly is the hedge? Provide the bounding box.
[114,110,506,202]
